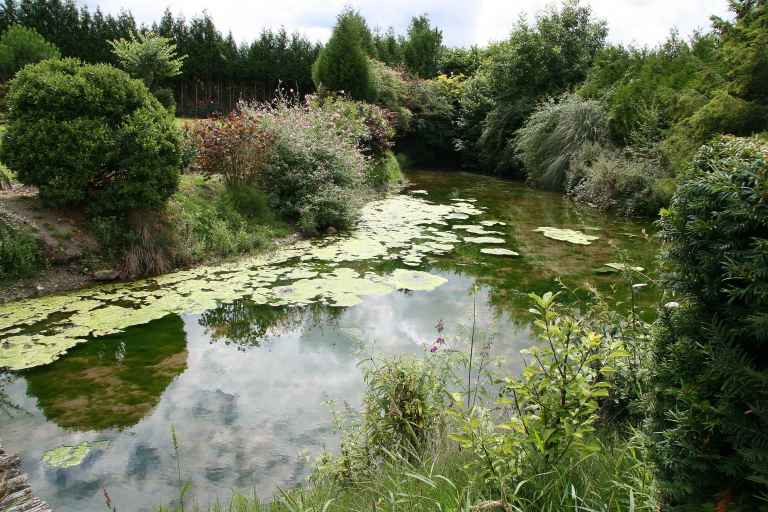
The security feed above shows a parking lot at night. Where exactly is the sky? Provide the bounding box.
[83,0,734,48]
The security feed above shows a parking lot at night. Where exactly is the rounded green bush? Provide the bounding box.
[1,58,182,213]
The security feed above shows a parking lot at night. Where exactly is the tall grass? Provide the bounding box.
[515,93,608,191]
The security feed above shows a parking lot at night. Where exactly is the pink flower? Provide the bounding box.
[430,345,438,353]
[435,336,446,345]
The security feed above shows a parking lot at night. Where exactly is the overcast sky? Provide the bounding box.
[83,0,734,48]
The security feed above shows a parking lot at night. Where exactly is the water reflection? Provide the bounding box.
[0,171,659,512]
[23,315,188,431]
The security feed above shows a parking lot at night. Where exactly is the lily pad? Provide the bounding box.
[42,441,108,469]
[534,227,599,245]
[463,236,506,244]
[480,220,506,227]
[410,189,429,195]
[605,263,645,272]
[480,248,519,256]
[385,269,447,291]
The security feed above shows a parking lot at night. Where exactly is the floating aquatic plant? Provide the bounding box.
[533,227,599,245]
[42,441,108,469]
[480,248,519,256]
[0,195,479,371]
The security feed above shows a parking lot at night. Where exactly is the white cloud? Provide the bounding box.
[85,0,733,48]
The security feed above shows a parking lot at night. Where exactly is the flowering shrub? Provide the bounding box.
[192,110,273,187]
[250,100,369,234]
[311,95,396,157]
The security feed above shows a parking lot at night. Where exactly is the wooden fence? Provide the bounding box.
[173,79,312,118]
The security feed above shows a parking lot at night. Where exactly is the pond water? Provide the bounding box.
[0,170,658,512]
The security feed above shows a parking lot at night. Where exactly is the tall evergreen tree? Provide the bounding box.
[403,14,442,78]
[312,7,374,100]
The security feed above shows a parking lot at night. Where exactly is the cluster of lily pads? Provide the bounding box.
[0,194,498,371]
[0,189,620,372]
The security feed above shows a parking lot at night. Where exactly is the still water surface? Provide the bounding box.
[0,170,657,511]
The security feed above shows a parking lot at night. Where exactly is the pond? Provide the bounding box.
[0,170,658,512]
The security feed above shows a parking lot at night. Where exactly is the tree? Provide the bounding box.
[469,0,607,174]
[373,26,403,67]
[403,14,442,78]
[110,31,186,91]
[651,136,768,509]
[312,8,374,101]
[0,24,58,79]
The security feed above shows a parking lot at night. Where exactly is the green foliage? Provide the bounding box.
[312,8,375,101]
[0,218,42,279]
[1,58,182,214]
[372,27,403,67]
[316,356,449,482]
[167,177,275,264]
[368,60,412,130]
[0,163,14,190]
[402,15,443,78]
[91,175,278,277]
[366,150,402,189]
[468,0,607,174]
[515,93,609,190]
[662,89,768,172]
[451,292,629,487]
[651,136,768,508]
[439,46,483,77]
[569,146,673,216]
[110,31,186,91]
[403,74,464,164]
[0,24,58,80]
[714,1,768,105]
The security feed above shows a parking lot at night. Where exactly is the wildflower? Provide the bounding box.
[430,345,438,353]
[435,336,446,345]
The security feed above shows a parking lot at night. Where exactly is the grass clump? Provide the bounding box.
[0,219,43,280]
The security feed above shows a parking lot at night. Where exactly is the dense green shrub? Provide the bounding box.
[369,60,411,130]
[651,136,768,508]
[515,93,609,190]
[317,356,448,482]
[403,74,464,164]
[312,8,375,101]
[366,150,403,189]
[109,32,185,90]
[0,220,42,279]
[0,164,13,190]
[0,25,59,80]
[662,89,768,172]
[569,146,673,216]
[1,58,182,213]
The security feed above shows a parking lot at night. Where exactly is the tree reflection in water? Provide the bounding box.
[199,299,345,349]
